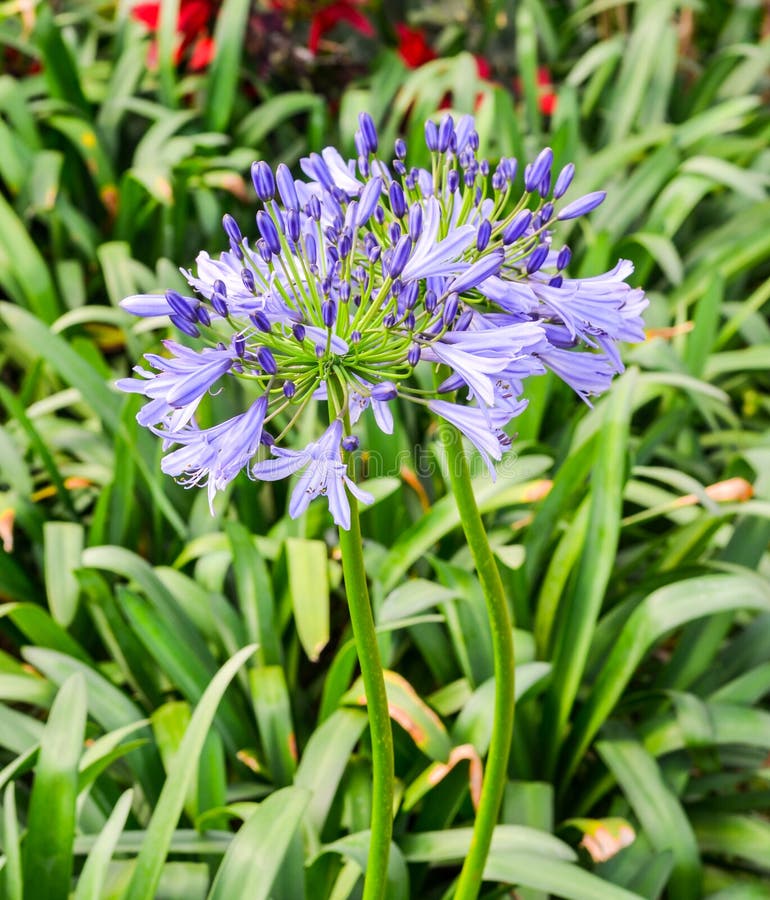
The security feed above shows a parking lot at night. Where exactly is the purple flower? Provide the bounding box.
[117,112,647,524]
[429,400,522,478]
[253,421,373,529]
[158,397,267,511]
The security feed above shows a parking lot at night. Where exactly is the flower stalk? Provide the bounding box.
[337,495,394,900]
[440,420,515,900]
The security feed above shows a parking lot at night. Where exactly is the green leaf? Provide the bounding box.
[122,645,257,900]
[597,726,701,900]
[2,783,22,900]
[207,787,309,900]
[250,666,296,786]
[376,457,552,593]
[541,370,637,774]
[43,522,83,626]
[294,708,367,833]
[22,674,87,900]
[346,670,451,762]
[285,538,329,662]
[318,833,409,900]
[204,0,251,131]
[227,521,280,665]
[562,573,770,783]
[73,789,134,900]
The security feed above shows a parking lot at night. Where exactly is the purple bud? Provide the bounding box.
[304,234,317,266]
[339,281,351,303]
[169,314,200,338]
[286,209,301,243]
[502,157,518,181]
[211,292,228,317]
[256,211,281,255]
[165,290,198,322]
[526,244,549,274]
[233,333,246,356]
[251,160,275,201]
[395,138,407,159]
[338,232,352,259]
[383,312,396,328]
[388,235,412,278]
[372,381,397,401]
[443,292,459,325]
[553,163,575,199]
[389,181,406,218]
[342,434,359,452]
[322,300,337,327]
[477,219,492,251]
[425,120,439,152]
[241,268,256,292]
[403,312,415,330]
[503,209,533,244]
[256,239,272,264]
[350,330,361,344]
[358,112,378,154]
[403,281,419,309]
[222,214,242,245]
[354,130,368,161]
[358,155,370,178]
[407,343,421,366]
[229,240,244,260]
[548,275,564,288]
[357,176,383,226]
[447,169,460,193]
[197,306,210,326]
[455,309,473,331]
[276,163,298,209]
[525,147,553,192]
[539,171,551,197]
[309,195,322,221]
[492,170,505,191]
[257,347,277,375]
[292,323,306,342]
[367,241,381,264]
[261,431,275,447]
[469,130,479,151]
[374,204,385,224]
[425,289,437,313]
[408,203,423,238]
[283,380,296,398]
[557,191,606,220]
[388,221,402,244]
[541,202,554,222]
[479,159,490,176]
[250,311,271,332]
[556,245,572,270]
[437,114,454,153]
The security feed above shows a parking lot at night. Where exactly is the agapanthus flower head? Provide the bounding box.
[118,113,647,528]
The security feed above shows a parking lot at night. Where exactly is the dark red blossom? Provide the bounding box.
[395,23,436,68]
[306,1,374,55]
[131,0,217,70]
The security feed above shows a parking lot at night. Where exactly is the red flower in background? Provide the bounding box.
[395,23,436,68]
[537,66,557,116]
[132,0,217,70]
[306,1,374,55]
[514,66,557,116]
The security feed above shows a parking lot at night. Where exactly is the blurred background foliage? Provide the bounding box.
[1,0,770,897]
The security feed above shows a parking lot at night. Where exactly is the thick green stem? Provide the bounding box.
[338,480,394,900]
[440,422,516,900]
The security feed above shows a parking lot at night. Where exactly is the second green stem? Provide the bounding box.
[440,422,516,900]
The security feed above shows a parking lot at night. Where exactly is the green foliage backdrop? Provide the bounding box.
[0,0,769,897]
